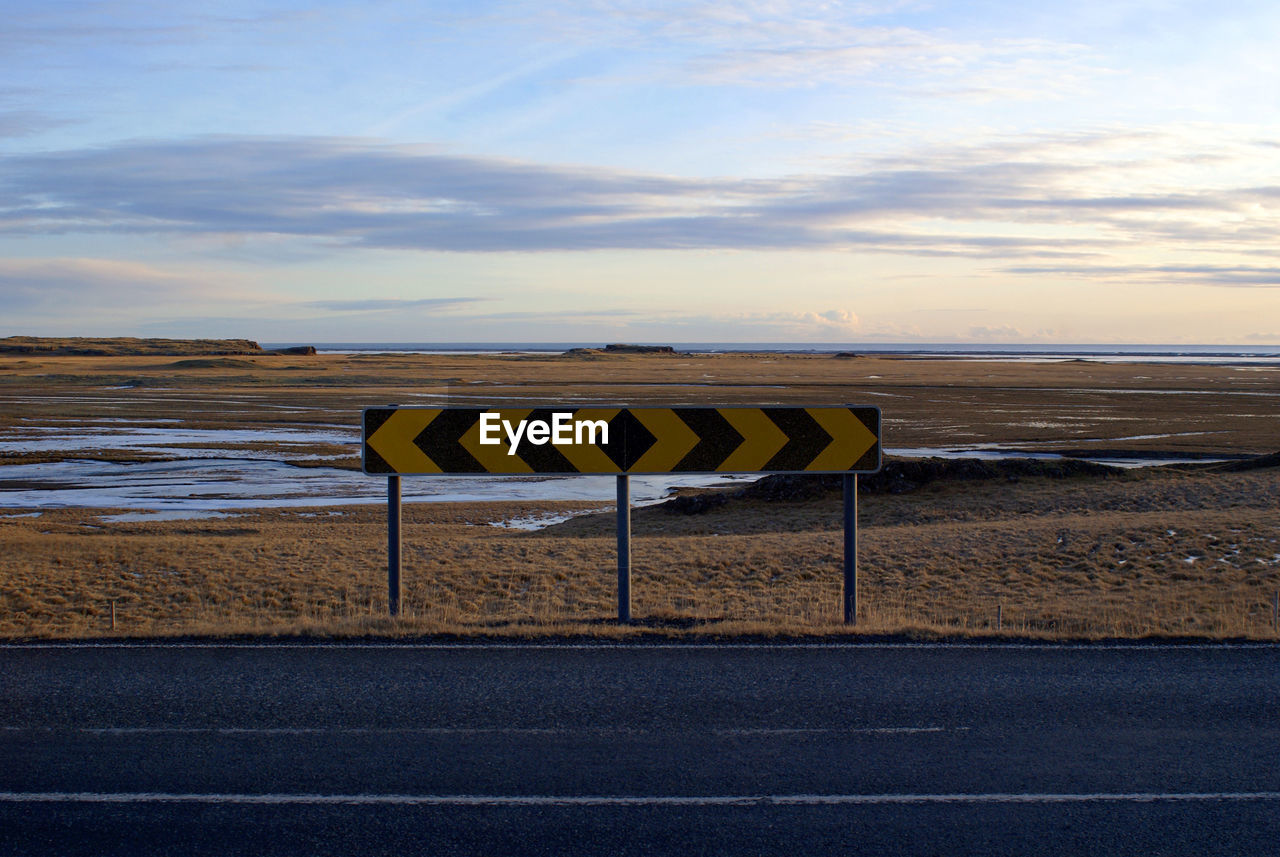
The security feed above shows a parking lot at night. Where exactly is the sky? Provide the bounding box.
[3,0,1280,344]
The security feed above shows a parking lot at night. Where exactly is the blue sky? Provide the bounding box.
[3,0,1280,343]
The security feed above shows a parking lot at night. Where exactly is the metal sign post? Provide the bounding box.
[617,475,631,623]
[843,474,857,625]
[388,475,402,617]
[363,405,881,621]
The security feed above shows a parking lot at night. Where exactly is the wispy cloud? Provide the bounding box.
[430,304,866,341]
[0,257,247,311]
[622,308,862,336]
[305,297,485,312]
[4,131,1279,286]
[110,302,867,343]
[0,257,495,337]
[4,4,314,51]
[526,0,1103,99]
[0,110,67,138]
[1002,264,1280,287]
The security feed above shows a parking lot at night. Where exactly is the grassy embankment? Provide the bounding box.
[2,460,1279,640]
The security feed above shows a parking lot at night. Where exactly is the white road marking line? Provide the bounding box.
[711,727,952,736]
[2,642,1275,651]
[0,726,955,737]
[1,791,1279,807]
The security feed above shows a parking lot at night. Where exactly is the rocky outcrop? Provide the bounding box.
[0,337,317,357]
[1213,451,1280,472]
[603,344,676,354]
[563,344,679,357]
[661,456,1124,513]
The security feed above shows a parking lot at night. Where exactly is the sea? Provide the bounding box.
[267,342,1280,364]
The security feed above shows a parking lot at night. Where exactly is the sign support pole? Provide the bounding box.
[365,406,881,626]
[843,473,858,625]
[617,474,632,624]
[388,475,402,617]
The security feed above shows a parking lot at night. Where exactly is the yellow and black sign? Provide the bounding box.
[363,406,880,475]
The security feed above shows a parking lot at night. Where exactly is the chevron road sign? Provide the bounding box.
[363,406,881,475]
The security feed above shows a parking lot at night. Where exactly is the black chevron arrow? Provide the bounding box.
[508,407,578,473]
[672,407,744,472]
[365,405,881,475]
[414,408,486,472]
[602,409,655,471]
[761,407,831,471]
[363,408,394,473]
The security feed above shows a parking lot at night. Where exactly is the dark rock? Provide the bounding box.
[1213,451,1280,472]
[603,344,676,354]
[734,456,1122,502]
[738,474,841,501]
[663,492,730,515]
[168,358,259,369]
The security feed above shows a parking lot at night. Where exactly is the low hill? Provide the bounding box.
[0,337,313,356]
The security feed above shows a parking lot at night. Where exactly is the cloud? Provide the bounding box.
[968,324,1025,341]
[0,258,235,311]
[4,5,313,52]
[2,132,1278,282]
[0,257,320,339]
[304,303,862,341]
[0,110,67,138]
[116,304,864,344]
[0,137,742,250]
[0,257,495,322]
[683,33,1100,99]
[306,297,485,312]
[1003,264,1280,287]
[545,307,864,339]
[528,1,1103,99]
[706,308,861,334]
[0,257,492,337]
[816,309,857,326]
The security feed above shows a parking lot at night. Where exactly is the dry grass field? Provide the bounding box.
[2,347,1278,640]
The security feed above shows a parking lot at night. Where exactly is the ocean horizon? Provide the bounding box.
[263,342,1280,363]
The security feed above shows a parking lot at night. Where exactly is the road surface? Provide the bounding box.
[2,641,1278,855]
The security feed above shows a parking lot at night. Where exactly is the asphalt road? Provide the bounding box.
[1,642,1278,856]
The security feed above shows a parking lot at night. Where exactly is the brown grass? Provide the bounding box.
[2,350,1279,640]
[2,349,1279,456]
[2,468,1278,640]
